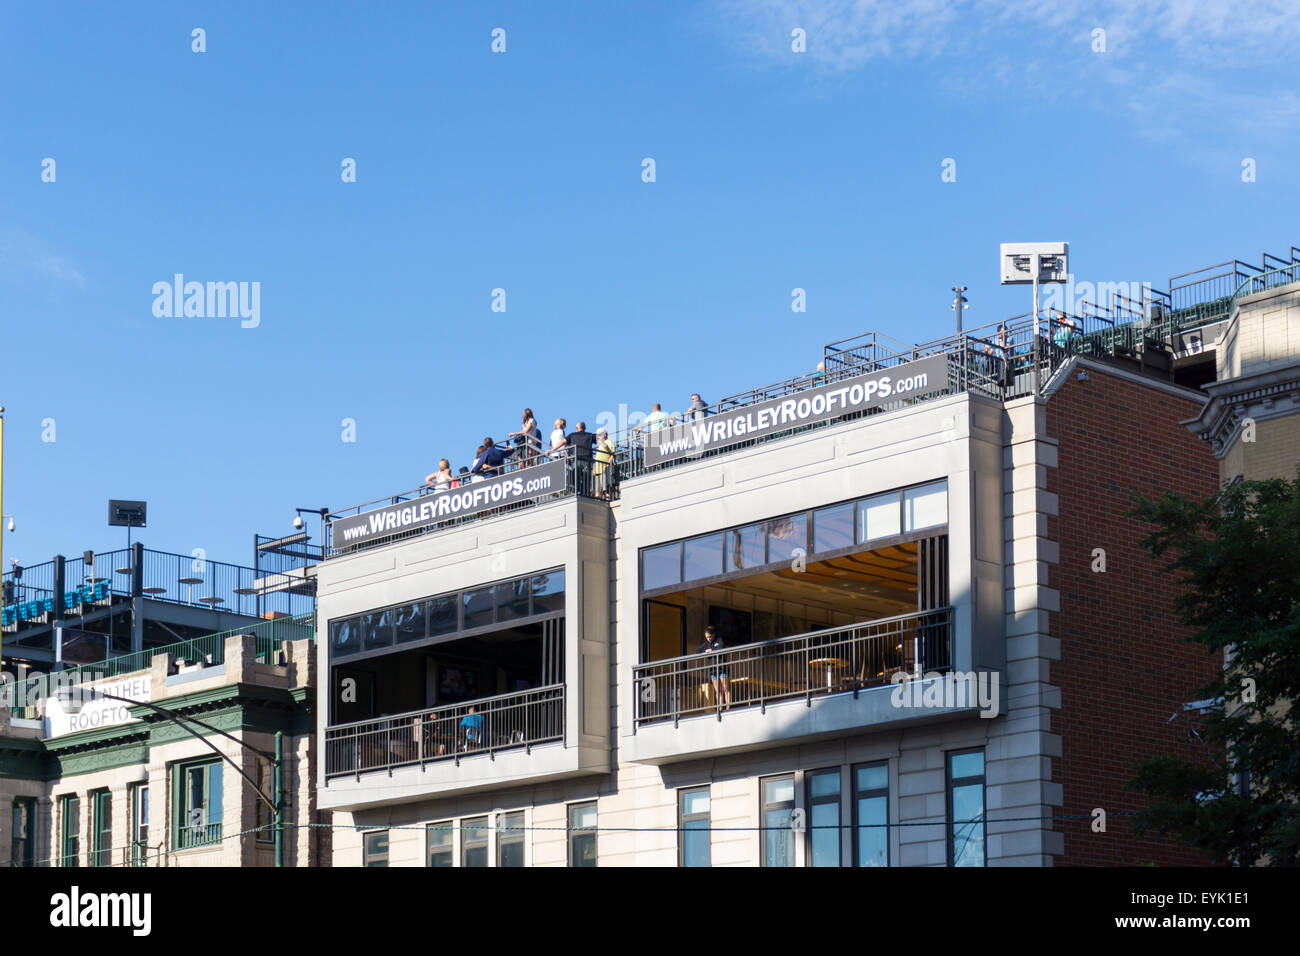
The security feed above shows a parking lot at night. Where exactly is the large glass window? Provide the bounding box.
[427,823,454,867]
[679,788,711,867]
[461,816,490,867]
[904,482,948,532]
[531,569,565,615]
[363,830,389,867]
[813,503,855,554]
[642,543,681,591]
[10,798,35,867]
[568,802,597,867]
[725,524,764,573]
[766,514,807,564]
[853,762,889,867]
[393,602,426,644]
[947,749,986,867]
[130,783,150,867]
[762,775,795,867]
[91,790,112,867]
[175,759,222,850]
[330,617,360,656]
[61,795,80,867]
[858,492,901,542]
[498,811,525,867]
[331,568,565,662]
[462,586,495,630]
[807,769,842,867]
[362,608,392,651]
[497,579,531,622]
[683,533,724,582]
[428,594,458,636]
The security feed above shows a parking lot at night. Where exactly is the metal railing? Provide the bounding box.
[325,454,603,556]
[1230,261,1300,311]
[4,612,315,720]
[632,607,953,728]
[2,545,316,636]
[325,683,565,779]
[175,823,222,851]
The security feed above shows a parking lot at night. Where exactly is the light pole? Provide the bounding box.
[56,685,285,866]
[951,285,968,336]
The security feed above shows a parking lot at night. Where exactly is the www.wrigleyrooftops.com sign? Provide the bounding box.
[646,353,949,465]
[330,458,569,549]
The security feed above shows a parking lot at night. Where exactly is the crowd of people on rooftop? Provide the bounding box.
[422,396,712,501]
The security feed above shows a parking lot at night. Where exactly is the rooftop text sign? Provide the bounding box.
[645,354,949,465]
[330,458,569,549]
[45,674,152,738]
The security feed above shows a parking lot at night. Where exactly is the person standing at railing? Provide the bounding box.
[471,437,515,478]
[688,394,709,421]
[566,422,596,495]
[509,408,542,467]
[548,418,568,458]
[426,458,453,492]
[696,624,731,710]
[593,428,617,500]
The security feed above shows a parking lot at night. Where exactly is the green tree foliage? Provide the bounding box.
[1127,471,1300,865]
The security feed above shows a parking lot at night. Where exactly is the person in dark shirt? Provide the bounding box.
[470,437,514,477]
[696,624,731,709]
[566,422,596,494]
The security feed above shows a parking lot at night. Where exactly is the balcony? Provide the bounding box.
[325,684,564,780]
[624,608,988,765]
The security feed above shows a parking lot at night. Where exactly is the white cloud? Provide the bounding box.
[0,227,86,287]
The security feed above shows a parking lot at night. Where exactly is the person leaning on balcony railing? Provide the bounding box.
[566,422,596,495]
[548,418,568,458]
[508,408,542,467]
[593,428,617,500]
[696,625,732,710]
[472,437,515,478]
[688,394,709,421]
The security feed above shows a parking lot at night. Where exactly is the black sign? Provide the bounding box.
[645,354,949,465]
[109,499,147,527]
[330,459,569,549]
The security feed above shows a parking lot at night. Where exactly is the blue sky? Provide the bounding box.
[1,0,1296,568]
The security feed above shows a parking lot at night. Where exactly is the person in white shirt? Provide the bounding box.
[549,418,568,457]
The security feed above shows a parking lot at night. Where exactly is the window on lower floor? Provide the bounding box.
[807,768,842,867]
[498,811,525,867]
[761,775,795,867]
[461,816,489,867]
[61,794,80,867]
[947,749,986,867]
[853,762,889,867]
[10,798,35,867]
[91,790,112,867]
[363,829,389,867]
[679,787,711,867]
[255,759,275,843]
[568,802,597,867]
[174,759,223,850]
[427,822,454,867]
[130,783,150,867]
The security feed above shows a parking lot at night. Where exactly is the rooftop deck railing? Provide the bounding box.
[4,612,315,721]
[632,607,953,728]
[324,249,1299,553]
[324,683,565,780]
[2,545,316,635]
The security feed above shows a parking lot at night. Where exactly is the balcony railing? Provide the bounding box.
[2,544,316,637]
[325,684,565,780]
[632,608,953,729]
[4,612,315,720]
[175,822,222,850]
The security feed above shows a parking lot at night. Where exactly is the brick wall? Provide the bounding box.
[1046,367,1222,865]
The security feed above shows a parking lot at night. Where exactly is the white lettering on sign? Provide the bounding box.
[45,675,152,738]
